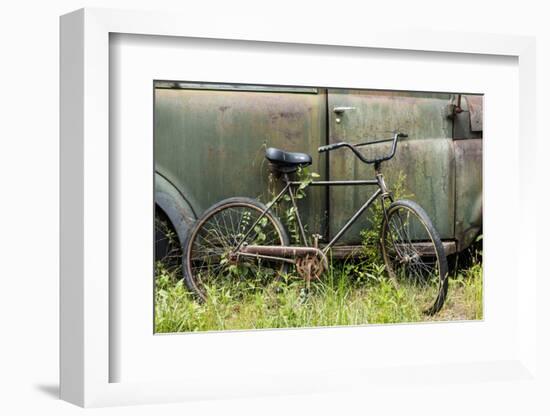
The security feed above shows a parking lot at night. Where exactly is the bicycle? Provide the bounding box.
[182,132,449,315]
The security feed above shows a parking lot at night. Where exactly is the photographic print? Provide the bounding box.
[153,81,483,333]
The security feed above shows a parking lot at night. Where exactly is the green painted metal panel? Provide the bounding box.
[154,87,327,237]
[327,89,453,143]
[155,81,319,94]
[327,89,456,243]
[453,139,482,251]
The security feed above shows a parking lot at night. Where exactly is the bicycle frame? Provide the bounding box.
[234,164,392,257]
[235,132,409,261]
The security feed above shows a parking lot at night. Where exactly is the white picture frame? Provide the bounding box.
[60,7,540,408]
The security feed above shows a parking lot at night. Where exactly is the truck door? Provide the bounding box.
[154,83,328,239]
[326,89,456,245]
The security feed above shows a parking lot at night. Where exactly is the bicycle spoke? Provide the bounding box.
[185,201,287,299]
[381,202,447,314]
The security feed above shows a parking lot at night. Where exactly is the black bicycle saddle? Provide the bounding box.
[265,147,312,173]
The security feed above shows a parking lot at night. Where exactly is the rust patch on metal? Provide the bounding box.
[465,95,483,132]
[241,244,321,258]
[328,242,457,258]
[296,254,325,283]
[241,244,328,282]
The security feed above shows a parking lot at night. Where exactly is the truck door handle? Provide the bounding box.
[333,106,356,114]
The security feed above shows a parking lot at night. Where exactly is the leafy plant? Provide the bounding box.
[268,166,319,244]
[359,171,411,265]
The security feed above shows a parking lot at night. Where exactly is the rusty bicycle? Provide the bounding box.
[182,132,449,315]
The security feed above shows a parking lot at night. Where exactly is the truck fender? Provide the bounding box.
[155,172,197,249]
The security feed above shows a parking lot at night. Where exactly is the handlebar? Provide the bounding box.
[318,132,408,164]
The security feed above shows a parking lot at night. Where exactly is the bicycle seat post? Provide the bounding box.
[312,233,322,249]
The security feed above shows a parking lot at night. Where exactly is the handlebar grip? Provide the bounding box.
[318,143,342,153]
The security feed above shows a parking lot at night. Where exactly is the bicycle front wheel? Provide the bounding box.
[380,199,449,315]
[182,197,290,301]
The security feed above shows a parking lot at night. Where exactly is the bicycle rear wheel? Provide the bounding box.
[182,197,289,301]
[380,199,449,315]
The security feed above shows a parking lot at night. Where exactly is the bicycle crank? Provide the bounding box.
[240,244,329,283]
[296,253,326,284]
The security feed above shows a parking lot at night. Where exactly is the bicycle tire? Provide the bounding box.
[380,199,449,315]
[182,197,290,301]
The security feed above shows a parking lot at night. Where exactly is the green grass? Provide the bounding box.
[154,254,483,333]
[154,171,483,333]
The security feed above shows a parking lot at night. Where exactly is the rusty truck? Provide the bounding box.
[154,81,482,264]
